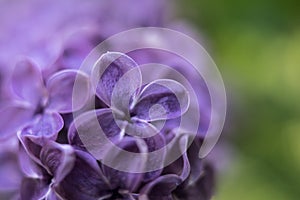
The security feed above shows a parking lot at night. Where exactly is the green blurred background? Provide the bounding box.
[178,0,300,199]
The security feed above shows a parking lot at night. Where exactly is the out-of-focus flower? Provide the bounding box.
[0,58,90,140]
[0,0,169,70]
[0,0,171,107]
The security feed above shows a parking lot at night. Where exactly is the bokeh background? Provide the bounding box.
[178,0,300,199]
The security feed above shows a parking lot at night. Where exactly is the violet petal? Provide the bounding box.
[101,136,147,192]
[40,141,75,183]
[11,58,45,106]
[131,79,189,121]
[18,112,63,164]
[92,52,142,109]
[68,108,121,159]
[142,134,166,182]
[54,150,111,200]
[46,69,90,113]
[125,120,158,138]
[140,174,181,199]
[19,145,44,178]
[163,135,191,182]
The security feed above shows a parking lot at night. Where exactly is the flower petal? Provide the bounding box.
[19,145,44,178]
[142,134,166,182]
[68,108,121,158]
[125,120,158,138]
[101,136,148,192]
[40,141,75,183]
[18,135,43,166]
[11,58,46,106]
[19,112,63,141]
[174,163,215,200]
[0,103,34,140]
[46,69,90,113]
[163,135,191,182]
[91,52,142,109]
[54,150,110,200]
[18,112,63,164]
[131,79,189,121]
[140,174,181,199]
[186,138,204,185]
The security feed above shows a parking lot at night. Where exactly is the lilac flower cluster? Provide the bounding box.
[0,0,215,199]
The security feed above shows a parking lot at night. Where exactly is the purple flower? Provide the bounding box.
[69,52,189,166]
[2,50,215,199]
[92,52,189,136]
[65,52,214,199]
[0,1,218,199]
[19,141,75,200]
[0,58,90,140]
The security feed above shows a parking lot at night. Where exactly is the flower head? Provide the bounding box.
[0,1,218,199]
[0,58,90,140]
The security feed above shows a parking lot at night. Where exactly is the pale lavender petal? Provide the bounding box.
[68,108,121,157]
[46,69,90,113]
[18,112,63,163]
[110,66,142,119]
[11,58,46,106]
[131,79,189,121]
[54,150,110,200]
[67,122,84,150]
[0,103,34,140]
[125,120,158,138]
[129,48,211,136]
[19,112,63,141]
[40,141,75,183]
[91,52,142,108]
